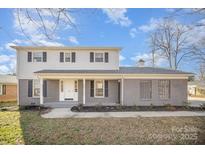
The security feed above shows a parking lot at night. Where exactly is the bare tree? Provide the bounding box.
[199,62,205,80]
[149,31,159,67]
[14,9,79,44]
[149,19,192,70]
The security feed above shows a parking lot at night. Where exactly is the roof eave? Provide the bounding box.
[10,46,122,51]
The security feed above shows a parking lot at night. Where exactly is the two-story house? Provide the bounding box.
[12,46,192,107]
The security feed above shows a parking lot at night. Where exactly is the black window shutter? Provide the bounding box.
[71,52,76,63]
[43,52,47,62]
[43,80,47,97]
[2,85,6,95]
[60,52,64,62]
[90,52,94,62]
[105,80,108,97]
[28,80,33,97]
[105,52,109,63]
[90,80,94,97]
[118,81,121,103]
[28,52,32,62]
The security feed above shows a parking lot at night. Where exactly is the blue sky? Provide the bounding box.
[0,8,201,74]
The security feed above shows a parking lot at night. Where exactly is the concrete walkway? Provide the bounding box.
[41,108,205,118]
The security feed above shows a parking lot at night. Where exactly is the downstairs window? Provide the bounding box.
[158,80,170,100]
[140,80,152,100]
[33,79,40,97]
[95,80,104,97]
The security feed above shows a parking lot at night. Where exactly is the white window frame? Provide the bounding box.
[94,80,104,98]
[64,52,71,62]
[140,80,152,100]
[33,79,40,98]
[0,84,2,95]
[33,52,43,62]
[158,80,171,100]
[94,53,104,62]
[60,80,64,92]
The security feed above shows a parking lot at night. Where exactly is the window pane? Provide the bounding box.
[158,80,170,99]
[140,80,152,100]
[95,80,104,97]
[95,53,104,62]
[65,53,71,62]
[33,80,40,97]
[33,52,43,62]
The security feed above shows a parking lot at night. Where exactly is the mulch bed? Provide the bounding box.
[71,105,205,112]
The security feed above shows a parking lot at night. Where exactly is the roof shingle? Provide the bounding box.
[34,67,193,75]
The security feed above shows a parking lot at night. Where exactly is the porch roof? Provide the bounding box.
[34,67,193,76]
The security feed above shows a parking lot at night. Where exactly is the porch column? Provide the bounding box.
[121,77,124,105]
[83,78,85,105]
[40,78,44,105]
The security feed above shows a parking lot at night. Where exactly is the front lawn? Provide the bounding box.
[0,105,205,144]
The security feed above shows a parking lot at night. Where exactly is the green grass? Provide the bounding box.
[0,103,205,144]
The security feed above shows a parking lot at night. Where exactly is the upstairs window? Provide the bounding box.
[60,52,75,63]
[33,52,43,62]
[95,53,104,62]
[65,53,71,62]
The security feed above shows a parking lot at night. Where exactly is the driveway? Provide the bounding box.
[41,108,205,118]
[188,96,205,107]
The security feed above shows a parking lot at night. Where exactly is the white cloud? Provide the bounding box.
[102,9,131,27]
[0,54,16,74]
[13,9,74,46]
[0,55,10,64]
[129,28,138,38]
[138,18,163,32]
[119,55,126,61]
[68,36,79,45]
[186,19,205,46]
[5,42,17,51]
[130,52,167,67]
[0,65,10,74]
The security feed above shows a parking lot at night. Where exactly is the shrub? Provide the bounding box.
[71,106,80,112]
[163,103,176,111]
[149,103,154,108]
[200,103,205,110]
[182,101,190,109]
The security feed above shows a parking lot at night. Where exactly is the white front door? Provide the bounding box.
[59,79,78,101]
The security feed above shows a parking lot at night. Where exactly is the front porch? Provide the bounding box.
[38,76,124,107]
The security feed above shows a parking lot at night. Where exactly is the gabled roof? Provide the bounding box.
[10,46,122,51]
[0,75,17,84]
[35,67,193,75]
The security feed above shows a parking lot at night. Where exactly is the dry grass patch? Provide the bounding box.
[0,109,205,144]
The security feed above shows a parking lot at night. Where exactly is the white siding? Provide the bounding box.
[17,49,119,79]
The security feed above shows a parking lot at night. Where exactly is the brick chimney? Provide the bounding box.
[137,59,145,67]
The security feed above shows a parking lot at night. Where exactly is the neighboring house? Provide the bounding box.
[188,81,205,97]
[0,75,17,102]
[11,46,193,107]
